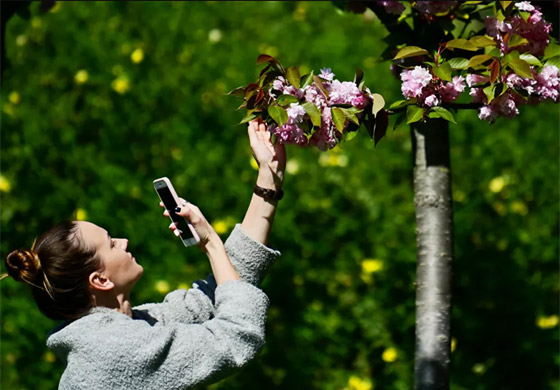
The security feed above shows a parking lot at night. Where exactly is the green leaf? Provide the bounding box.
[268,105,288,126]
[286,66,301,88]
[344,129,360,142]
[446,39,479,51]
[508,58,533,78]
[430,107,456,124]
[331,107,346,132]
[389,99,416,110]
[239,113,257,124]
[432,61,453,82]
[544,56,560,69]
[393,46,429,60]
[544,44,560,60]
[508,34,529,48]
[301,71,314,88]
[228,86,246,97]
[468,54,492,68]
[519,11,530,21]
[448,57,469,70]
[392,112,406,131]
[483,84,495,102]
[469,35,497,48]
[341,108,360,126]
[276,94,299,106]
[519,53,542,67]
[406,105,424,124]
[372,93,385,115]
[302,102,322,127]
[486,47,502,57]
[499,1,513,10]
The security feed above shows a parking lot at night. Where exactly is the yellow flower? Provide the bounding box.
[8,91,20,104]
[74,70,89,84]
[361,259,384,274]
[0,175,12,192]
[130,48,144,64]
[382,347,398,363]
[472,363,486,375]
[212,220,229,235]
[155,280,170,295]
[488,176,506,193]
[536,315,559,329]
[208,29,222,43]
[347,375,373,390]
[74,208,87,221]
[286,160,300,175]
[112,78,130,94]
[510,200,528,216]
[44,351,56,363]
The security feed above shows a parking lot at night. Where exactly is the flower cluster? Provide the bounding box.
[232,56,384,151]
[270,69,373,150]
[485,2,552,56]
[468,66,559,122]
[400,66,465,107]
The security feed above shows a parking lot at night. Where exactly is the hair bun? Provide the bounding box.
[5,249,41,283]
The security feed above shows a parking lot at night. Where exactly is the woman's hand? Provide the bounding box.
[248,119,286,190]
[160,201,218,251]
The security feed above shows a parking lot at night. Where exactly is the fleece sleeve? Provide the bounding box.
[225,224,281,286]
[54,281,269,390]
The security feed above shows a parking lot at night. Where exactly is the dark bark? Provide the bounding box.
[411,119,453,390]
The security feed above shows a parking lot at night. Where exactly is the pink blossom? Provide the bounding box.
[440,76,466,102]
[270,123,308,146]
[273,76,285,91]
[377,1,405,15]
[466,74,490,87]
[282,85,304,99]
[319,68,335,81]
[515,1,535,12]
[401,66,433,98]
[286,103,306,122]
[309,108,339,151]
[533,66,560,102]
[413,1,458,14]
[478,106,499,122]
[424,94,440,107]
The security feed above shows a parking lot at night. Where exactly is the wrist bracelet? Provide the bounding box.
[253,184,284,201]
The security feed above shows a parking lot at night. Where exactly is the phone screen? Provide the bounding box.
[157,186,195,240]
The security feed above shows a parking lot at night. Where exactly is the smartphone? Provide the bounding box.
[153,177,200,247]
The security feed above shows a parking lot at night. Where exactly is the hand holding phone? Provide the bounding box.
[153,177,200,247]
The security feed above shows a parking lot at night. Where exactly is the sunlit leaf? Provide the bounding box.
[302,102,322,127]
[393,46,429,60]
[268,105,288,126]
[507,34,529,48]
[430,107,456,124]
[301,71,314,88]
[276,94,299,106]
[448,57,469,70]
[432,61,453,82]
[332,107,346,132]
[508,58,533,78]
[469,35,497,48]
[468,54,492,68]
[406,105,424,124]
[313,75,330,99]
[446,39,479,51]
[544,55,560,68]
[286,66,301,89]
[372,93,385,115]
[519,53,542,67]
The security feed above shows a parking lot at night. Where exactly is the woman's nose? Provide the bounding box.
[117,239,128,250]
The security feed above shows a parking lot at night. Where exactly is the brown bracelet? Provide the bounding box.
[253,184,284,201]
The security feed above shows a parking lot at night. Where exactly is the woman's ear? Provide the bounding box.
[89,272,115,291]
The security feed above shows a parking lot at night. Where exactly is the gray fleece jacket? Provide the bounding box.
[47,225,280,390]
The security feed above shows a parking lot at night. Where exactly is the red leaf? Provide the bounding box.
[257,54,277,65]
[490,59,500,84]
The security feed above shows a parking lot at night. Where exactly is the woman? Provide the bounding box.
[3,120,285,389]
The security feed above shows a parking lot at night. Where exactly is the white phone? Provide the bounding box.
[153,177,200,247]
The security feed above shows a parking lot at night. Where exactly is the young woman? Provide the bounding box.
[3,120,286,389]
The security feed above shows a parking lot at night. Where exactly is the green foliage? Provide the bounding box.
[0,2,558,390]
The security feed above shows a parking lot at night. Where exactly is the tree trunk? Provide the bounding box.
[411,119,453,390]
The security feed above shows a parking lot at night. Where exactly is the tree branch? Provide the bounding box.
[387,102,483,115]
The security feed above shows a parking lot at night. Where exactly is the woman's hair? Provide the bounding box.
[4,221,101,320]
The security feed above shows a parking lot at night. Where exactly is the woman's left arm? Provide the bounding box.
[240,120,286,245]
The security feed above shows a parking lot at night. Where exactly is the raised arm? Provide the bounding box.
[241,120,286,246]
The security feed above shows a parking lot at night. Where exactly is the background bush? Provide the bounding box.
[1,2,558,390]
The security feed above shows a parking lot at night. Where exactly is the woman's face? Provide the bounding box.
[76,222,144,294]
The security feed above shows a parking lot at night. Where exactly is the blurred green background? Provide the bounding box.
[1,2,558,390]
